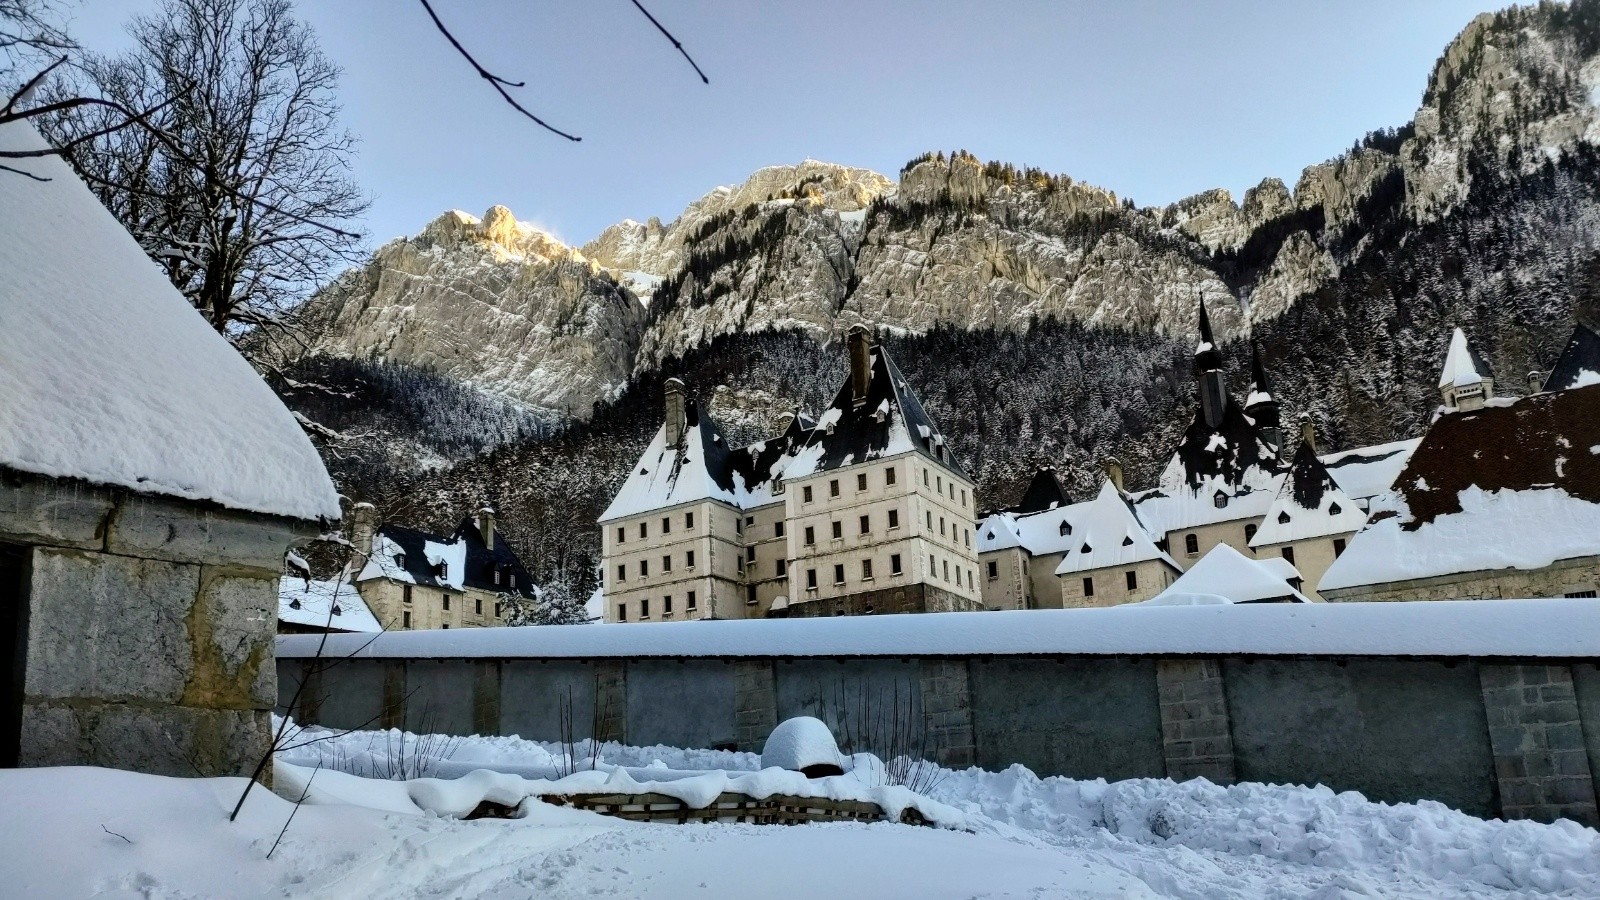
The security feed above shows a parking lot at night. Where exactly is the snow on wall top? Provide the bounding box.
[278,577,383,632]
[0,124,339,521]
[1321,385,1600,591]
[278,597,1600,659]
[1148,543,1309,604]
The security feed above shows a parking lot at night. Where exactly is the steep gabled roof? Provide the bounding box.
[1251,441,1369,547]
[1011,468,1070,515]
[0,122,339,521]
[1439,327,1491,389]
[1142,544,1309,605]
[600,399,741,521]
[448,518,538,597]
[1245,344,1277,411]
[782,345,967,481]
[279,577,384,632]
[356,519,537,598]
[1318,438,1419,500]
[1053,480,1179,576]
[1162,392,1281,494]
[1321,385,1600,592]
[1541,322,1600,393]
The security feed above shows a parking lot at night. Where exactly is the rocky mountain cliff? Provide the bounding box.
[281,1,1600,596]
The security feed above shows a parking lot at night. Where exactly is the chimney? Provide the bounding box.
[1298,414,1317,453]
[476,506,496,547]
[1527,370,1543,394]
[351,502,377,559]
[848,325,872,406]
[663,377,686,445]
[774,410,796,434]
[1102,456,1125,492]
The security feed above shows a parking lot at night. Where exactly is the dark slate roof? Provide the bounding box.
[1542,323,1600,393]
[1284,440,1336,511]
[1169,393,1281,490]
[787,345,969,480]
[1193,300,1223,372]
[1011,468,1071,514]
[371,520,537,598]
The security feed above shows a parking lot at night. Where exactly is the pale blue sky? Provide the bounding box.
[70,0,1506,249]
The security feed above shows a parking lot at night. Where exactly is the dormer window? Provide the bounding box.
[1080,543,1093,553]
[289,599,302,610]
[394,553,406,568]
[1213,491,1228,509]
[1121,535,1133,546]
[1329,502,1342,516]
[436,561,449,580]
[1059,522,1072,537]
[331,605,342,616]
[1278,511,1291,524]
[494,570,502,585]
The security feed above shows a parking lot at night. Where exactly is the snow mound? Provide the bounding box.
[761,716,845,775]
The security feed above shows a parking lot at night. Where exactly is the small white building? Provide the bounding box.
[1138,544,1310,606]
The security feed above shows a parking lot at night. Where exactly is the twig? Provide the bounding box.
[418,0,581,142]
[267,762,320,860]
[629,0,709,84]
[101,824,132,844]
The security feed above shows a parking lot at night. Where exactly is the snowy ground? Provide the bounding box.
[1,726,1596,899]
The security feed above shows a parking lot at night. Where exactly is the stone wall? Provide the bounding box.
[281,648,1600,826]
[785,582,984,617]
[1323,556,1600,602]
[3,473,312,776]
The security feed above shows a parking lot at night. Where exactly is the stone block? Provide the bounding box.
[0,475,113,549]
[106,495,309,572]
[187,568,277,709]
[26,548,196,703]
[20,701,271,777]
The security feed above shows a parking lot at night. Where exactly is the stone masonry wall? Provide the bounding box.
[733,661,778,752]
[918,659,976,768]
[1479,664,1599,826]
[1324,557,1600,602]
[0,474,312,777]
[1155,658,1237,784]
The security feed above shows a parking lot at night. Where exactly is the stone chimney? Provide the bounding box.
[663,377,687,445]
[476,506,496,547]
[1102,456,1125,492]
[774,410,796,434]
[848,325,872,407]
[351,502,377,559]
[1298,414,1317,453]
[1527,370,1544,394]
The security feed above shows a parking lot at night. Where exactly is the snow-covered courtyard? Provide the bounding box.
[2,725,1595,899]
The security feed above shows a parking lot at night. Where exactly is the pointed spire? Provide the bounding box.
[1193,299,1223,372]
[1193,299,1227,429]
[1248,344,1273,398]
[1246,343,1283,457]
[1438,327,1493,411]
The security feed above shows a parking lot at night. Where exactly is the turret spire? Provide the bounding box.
[1194,299,1227,429]
[1245,343,1282,455]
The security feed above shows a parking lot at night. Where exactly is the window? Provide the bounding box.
[891,554,903,575]
[961,488,967,507]
[510,573,516,589]
[1080,542,1093,554]
[437,561,449,580]
[830,479,840,497]
[617,604,627,622]
[641,598,650,619]
[862,559,873,579]
[804,526,815,546]
[747,585,758,605]
[885,466,896,486]
[1125,571,1138,590]
[403,584,413,604]
[888,509,900,529]
[403,610,412,628]
[687,550,696,569]
[833,564,845,585]
[1121,535,1133,546]
[1059,521,1072,537]
[806,569,818,589]
[736,518,743,535]
[831,520,843,540]
[1245,524,1257,543]
[987,560,998,579]
[1083,577,1095,597]
[686,511,694,529]
[1278,511,1291,525]
[475,597,482,615]
[964,529,971,548]
[664,595,673,614]
[494,603,502,618]
[936,475,943,493]
[926,511,934,529]
[687,590,697,610]
[395,553,406,568]
[639,522,647,539]
[803,485,814,503]
[776,559,787,577]
[942,559,950,581]
[746,515,755,526]
[617,563,626,581]
[929,554,936,574]
[662,516,671,534]
[1282,546,1296,565]
[662,555,672,573]
[746,545,756,564]
[1329,503,1342,516]
[640,560,649,577]
[1332,538,1346,557]
[857,473,868,491]
[923,469,930,486]
[775,521,785,538]
[442,623,450,629]
[1565,590,1597,598]
[442,594,451,611]
[617,526,625,543]
[939,516,946,536]
[859,514,870,535]
[489,569,499,586]
[1213,491,1228,509]
[1184,534,1199,555]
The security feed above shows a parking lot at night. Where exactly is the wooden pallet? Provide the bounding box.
[540,791,912,826]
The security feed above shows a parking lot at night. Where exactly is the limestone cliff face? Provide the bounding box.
[303,206,645,418]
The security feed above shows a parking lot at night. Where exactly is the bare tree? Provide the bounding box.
[42,0,367,339]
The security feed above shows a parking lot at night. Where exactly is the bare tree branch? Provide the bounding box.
[628,0,708,84]
[418,0,580,142]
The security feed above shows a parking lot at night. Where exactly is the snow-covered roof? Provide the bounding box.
[975,512,1026,554]
[278,577,383,632]
[358,531,467,590]
[1438,327,1490,389]
[1251,442,1369,547]
[1132,472,1280,535]
[1322,385,1600,592]
[1541,322,1600,393]
[1052,480,1179,576]
[1142,544,1309,605]
[280,597,1600,660]
[0,123,339,522]
[1318,438,1419,501]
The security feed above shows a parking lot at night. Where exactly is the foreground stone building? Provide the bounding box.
[0,123,339,775]
[599,326,982,621]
